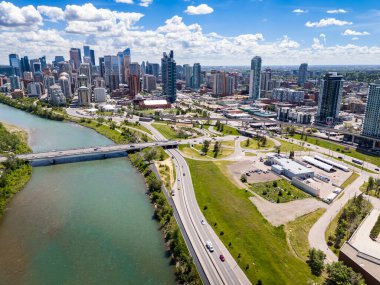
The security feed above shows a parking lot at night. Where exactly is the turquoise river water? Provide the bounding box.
[0,103,176,285]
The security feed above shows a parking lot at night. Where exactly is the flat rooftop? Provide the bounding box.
[276,157,313,175]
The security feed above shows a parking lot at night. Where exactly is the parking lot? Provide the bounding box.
[227,159,279,184]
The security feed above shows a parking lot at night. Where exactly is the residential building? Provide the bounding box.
[78,86,91,106]
[94,87,106,103]
[69,48,82,70]
[27,82,42,98]
[143,74,156,92]
[49,84,66,106]
[362,83,380,139]
[272,88,305,103]
[316,72,343,125]
[184,64,192,88]
[104,55,120,91]
[192,63,201,90]
[161,50,176,103]
[298,63,308,86]
[9,75,20,91]
[249,56,262,100]
[58,75,72,98]
[9,54,21,76]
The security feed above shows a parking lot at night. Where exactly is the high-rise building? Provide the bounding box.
[94,87,106,103]
[54,56,65,67]
[99,57,105,78]
[39,56,47,70]
[272,88,305,103]
[161,50,176,103]
[316,72,343,125]
[260,68,271,93]
[78,86,91,106]
[143,74,157,92]
[298,63,308,86]
[58,75,72,99]
[9,75,20,91]
[362,83,380,139]
[123,48,131,85]
[192,63,201,90]
[79,63,92,85]
[183,64,192,88]
[146,63,160,80]
[77,74,90,89]
[249,56,262,100]
[104,55,120,91]
[129,74,140,98]
[27,82,42,98]
[9,54,21,76]
[90,50,95,66]
[49,84,66,106]
[83,46,90,58]
[20,56,30,74]
[69,48,82,70]
[117,51,124,84]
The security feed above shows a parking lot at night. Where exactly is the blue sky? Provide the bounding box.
[1,0,380,65]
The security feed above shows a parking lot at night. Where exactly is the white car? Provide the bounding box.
[206,240,214,252]
[201,219,206,225]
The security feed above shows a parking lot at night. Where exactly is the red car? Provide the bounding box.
[219,254,225,262]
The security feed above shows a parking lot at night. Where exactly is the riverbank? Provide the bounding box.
[129,149,201,284]
[0,122,32,217]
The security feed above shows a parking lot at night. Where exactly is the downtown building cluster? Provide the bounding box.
[1,47,178,108]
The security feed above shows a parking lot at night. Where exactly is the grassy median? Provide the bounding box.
[187,159,318,284]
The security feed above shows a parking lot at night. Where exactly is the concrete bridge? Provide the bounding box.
[1,141,179,166]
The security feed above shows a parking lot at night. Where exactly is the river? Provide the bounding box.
[0,103,176,285]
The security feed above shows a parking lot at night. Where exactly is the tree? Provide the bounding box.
[246,138,251,147]
[275,145,281,154]
[144,149,157,163]
[213,141,220,158]
[306,248,326,276]
[240,174,247,182]
[325,262,365,285]
[367,176,374,194]
[202,140,211,154]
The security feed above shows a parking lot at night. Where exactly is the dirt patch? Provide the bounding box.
[249,194,327,226]
[226,160,279,185]
[155,158,175,189]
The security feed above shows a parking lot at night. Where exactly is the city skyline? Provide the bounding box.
[1,0,380,65]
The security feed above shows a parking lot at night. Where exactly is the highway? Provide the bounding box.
[144,123,251,285]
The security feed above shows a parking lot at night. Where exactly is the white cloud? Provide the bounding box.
[278,36,300,49]
[185,4,214,15]
[319,33,326,45]
[327,9,347,14]
[115,0,134,3]
[351,37,359,41]
[305,18,352,28]
[37,5,64,22]
[0,1,42,28]
[342,29,370,36]
[139,0,153,7]
[312,38,324,49]
[292,9,307,14]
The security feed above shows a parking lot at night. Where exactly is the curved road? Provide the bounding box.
[145,123,251,285]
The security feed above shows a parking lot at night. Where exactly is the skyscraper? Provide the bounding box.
[161,50,176,103]
[99,57,105,78]
[9,54,21,76]
[20,56,30,74]
[249,56,262,100]
[9,75,20,91]
[49,85,66,106]
[83,46,90,58]
[58,75,72,99]
[79,63,92,85]
[104,55,120,92]
[122,48,131,85]
[260,68,271,93]
[298,63,308,86]
[39,56,47,70]
[183,64,192,88]
[69,48,82,70]
[192,63,201,90]
[90,50,95,66]
[362,83,380,139]
[316,72,343,126]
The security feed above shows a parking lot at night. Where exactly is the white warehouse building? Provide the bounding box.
[266,153,314,179]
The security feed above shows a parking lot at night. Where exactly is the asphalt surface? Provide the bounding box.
[145,123,251,285]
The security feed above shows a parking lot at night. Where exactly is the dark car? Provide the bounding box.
[219,254,225,262]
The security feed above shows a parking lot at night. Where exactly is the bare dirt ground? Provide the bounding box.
[226,160,279,184]
[249,195,328,226]
[155,158,175,189]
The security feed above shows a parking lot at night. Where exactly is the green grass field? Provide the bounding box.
[187,159,318,284]
[179,144,234,159]
[240,138,275,150]
[250,179,310,203]
[285,208,326,261]
[278,139,309,152]
[291,134,380,167]
[151,123,178,140]
[213,125,240,136]
[123,122,152,135]
[340,172,360,189]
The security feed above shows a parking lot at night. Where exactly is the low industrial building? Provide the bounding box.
[266,153,314,179]
[302,156,334,172]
